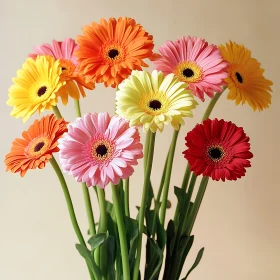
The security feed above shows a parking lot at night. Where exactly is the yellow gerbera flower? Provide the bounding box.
[116,70,198,133]
[7,56,65,122]
[219,41,273,111]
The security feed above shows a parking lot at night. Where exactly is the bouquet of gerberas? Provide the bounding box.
[5,17,273,280]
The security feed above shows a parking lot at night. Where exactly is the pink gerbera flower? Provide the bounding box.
[29,38,79,65]
[29,38,95,105]
[183,119,253,181]
[58,112,143,188]
[153,36,229,101]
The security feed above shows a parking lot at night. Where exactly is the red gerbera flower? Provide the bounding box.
[183,119,253,181]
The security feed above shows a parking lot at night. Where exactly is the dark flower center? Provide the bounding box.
[208,147,224,161]
[108,49,119,59]
[61,67,67,71]
[34,142,45,152]
[235,72,243,83]
[96,144,108,157]
[37,86,47,97]
[183,68,194,78]
[149,100,162,110]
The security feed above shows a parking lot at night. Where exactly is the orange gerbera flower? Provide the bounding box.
[5,114,68,177]
[75,17,155,88]
[219,41,273,111]
[57,58,95,105]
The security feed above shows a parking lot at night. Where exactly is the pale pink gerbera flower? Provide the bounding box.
[153,36,229,101]
[58,112,143,188]
[29,38,94,105]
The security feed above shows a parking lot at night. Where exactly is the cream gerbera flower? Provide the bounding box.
[116,70,198,132]
[7,56,65,122]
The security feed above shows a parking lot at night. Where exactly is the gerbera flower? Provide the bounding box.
[5,114,68,177]
[58,112,143,188]
[116,70,198,133]
[183,119,253,181]
[29,38,94,105]
[153,36,229,101]
[219,41,273,111]
[75,17,155,88]
[7,56,64,122]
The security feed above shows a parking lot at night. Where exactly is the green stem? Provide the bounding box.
[151,152,168,237]
[181,164,191,192]
[50,157,95,280]
[124,178,130,217]
[143,130,151,171]
[52,105,63,119]
[111,184,130,280]
[202,91,224,121]
[174,90,224,223]
[174,168,194,226]
[74,99,97,238]
[96,187,107,279]
[74,99,82,117]
[159,128,180,225]
[167,174,198,280]
[133,131,156,280]
[49,157,86,246]
[82,183,96,236]
[180,173,197,235]
[169,91,223,280]
[186,176,209,236]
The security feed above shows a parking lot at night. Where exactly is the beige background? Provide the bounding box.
[1,0,279,279]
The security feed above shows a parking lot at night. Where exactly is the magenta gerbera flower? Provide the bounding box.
[58,112,143,188]
[183,119,253,181]
[153,36,229,101]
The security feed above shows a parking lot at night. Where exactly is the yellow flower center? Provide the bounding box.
[26,136,50,157]
[207,145,225,162]
[139,92,170,116]
[175,61,203,83]
[103,43,125,64]
[91,140,113,161]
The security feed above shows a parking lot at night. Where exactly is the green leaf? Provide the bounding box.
[75,244,102,279]
[175,235,194,278]
[128,233,138,274]
[162,220,175,278]
[156,212,166,250]
[146,180,154,210]
[144,238,164,280]
[106,235,116,280]
[106,200,114,216]
[125,216,139,275]
[181,235,194,264]
[125,216,138,246]
[105,204,122,279]
[143,208,165,278]
[174,186,188,225]
[88,232,108,251]
[145,209,154,237]
[182,247,205,280]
